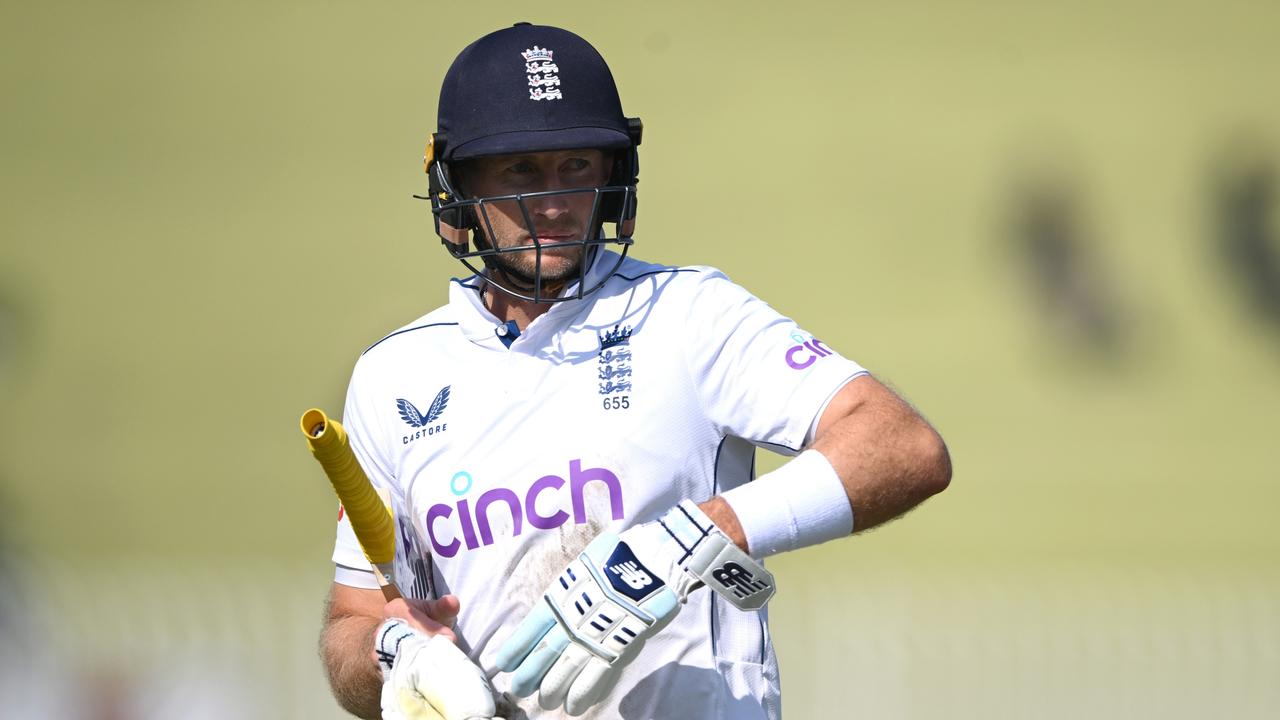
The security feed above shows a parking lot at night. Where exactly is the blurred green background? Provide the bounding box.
[2,1,1278,717]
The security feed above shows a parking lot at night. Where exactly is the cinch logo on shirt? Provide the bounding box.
[784,332,833,370]
[422,459,625,558]
[398,386,450,444]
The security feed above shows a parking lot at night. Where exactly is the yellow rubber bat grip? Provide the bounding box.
[300,408,397,566]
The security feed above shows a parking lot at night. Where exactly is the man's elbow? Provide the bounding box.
[914,424,952,497]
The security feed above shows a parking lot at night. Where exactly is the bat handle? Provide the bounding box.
[372,564,403,602]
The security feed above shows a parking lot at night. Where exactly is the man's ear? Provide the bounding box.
[620,218,636,237]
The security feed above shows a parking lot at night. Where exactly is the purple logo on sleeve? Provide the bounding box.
[784,332,834,370]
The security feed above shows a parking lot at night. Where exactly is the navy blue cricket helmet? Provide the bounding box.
[420,23,642,302]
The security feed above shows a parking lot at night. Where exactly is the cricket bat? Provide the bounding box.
[301,408,402,601]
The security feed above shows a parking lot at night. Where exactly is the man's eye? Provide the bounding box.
[506,162,537,175]
[563,158,591,173]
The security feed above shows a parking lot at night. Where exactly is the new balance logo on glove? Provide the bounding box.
[712,561,771,601]
[608,560,654,590]
[603,542,666,602]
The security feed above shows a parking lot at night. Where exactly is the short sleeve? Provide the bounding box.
[682,269,867,453]
[327,356,437,598]
[333,505,379,589]
[329,356,399,575]
[331,507,375,578]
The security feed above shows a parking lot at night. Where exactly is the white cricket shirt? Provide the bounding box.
[332,251,866,719]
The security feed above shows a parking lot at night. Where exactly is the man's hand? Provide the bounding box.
[494,500,775,715]
[384,596,461,643]
[376,612,498,720]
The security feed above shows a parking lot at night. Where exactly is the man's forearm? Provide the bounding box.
[321,613,383,719]
[712,376,951,557]
[812,380,951,532]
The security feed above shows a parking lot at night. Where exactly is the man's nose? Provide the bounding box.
[528,187,572,220]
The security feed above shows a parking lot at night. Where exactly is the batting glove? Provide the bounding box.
[377,618,498,720]
[494,499,775,715]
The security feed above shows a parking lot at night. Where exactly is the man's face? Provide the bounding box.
[458,149,612,292]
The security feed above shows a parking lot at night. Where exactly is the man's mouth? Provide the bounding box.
[533,232,576,242]
[529,232,581,248]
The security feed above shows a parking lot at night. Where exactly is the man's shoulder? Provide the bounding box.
[357,304,457,361]
[604,255,731,293]
[602,257,752,311]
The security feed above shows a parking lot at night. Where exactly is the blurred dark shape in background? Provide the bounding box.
[1212,137,1280,335]
[1008,167,1129,364]
[0,487,11,637]
[0,281,22,391]
[0,279,20,634]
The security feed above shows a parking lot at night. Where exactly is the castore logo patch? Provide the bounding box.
[398,385,450,444]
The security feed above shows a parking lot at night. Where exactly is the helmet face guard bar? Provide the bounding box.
[423,184,636,304]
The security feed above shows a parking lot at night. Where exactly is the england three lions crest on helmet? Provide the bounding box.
[523,46,562,101]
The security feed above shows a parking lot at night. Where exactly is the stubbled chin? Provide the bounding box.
[490,257,583,294]
[513,250,582,275]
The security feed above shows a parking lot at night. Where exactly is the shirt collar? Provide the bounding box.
[448,249,618,346]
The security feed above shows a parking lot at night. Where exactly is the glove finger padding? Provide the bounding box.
[495,501,768,716]
[536,642,593,711]
[564,656,624,717]
[508,624,571,697]
[380,620,498,720]
[493,601,557,687]
[412,635,498,719]
[382,678,448,720]
[496,532,681,714]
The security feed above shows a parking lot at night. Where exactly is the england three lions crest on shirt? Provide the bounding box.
[598,324,633,408]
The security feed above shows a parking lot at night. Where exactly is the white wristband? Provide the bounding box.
[375,618,417,677]
[720,449,853,558]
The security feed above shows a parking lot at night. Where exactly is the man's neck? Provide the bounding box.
[482,283,557,331]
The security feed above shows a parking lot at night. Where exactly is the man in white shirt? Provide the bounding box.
[320,22,951,720]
